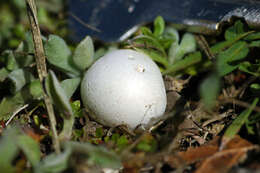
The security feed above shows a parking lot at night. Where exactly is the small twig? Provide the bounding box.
[234,76,257,98]
[220,98,260,113]
[68,12,101,32]
[5,104,29,126]
[195,35,215,61]
[25,0,60,153]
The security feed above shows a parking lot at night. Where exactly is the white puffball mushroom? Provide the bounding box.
[81,49,167,130]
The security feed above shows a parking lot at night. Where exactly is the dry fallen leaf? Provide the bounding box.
[123,152,146,173]
[164,135,259,173]
[165,136,219,167]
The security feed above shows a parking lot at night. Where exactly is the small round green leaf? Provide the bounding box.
[73,36,94,71]
[44,35,80,76]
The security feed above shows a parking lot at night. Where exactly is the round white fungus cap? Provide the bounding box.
[81,49,167,130]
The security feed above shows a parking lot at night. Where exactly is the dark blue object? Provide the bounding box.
[69,0,260,42]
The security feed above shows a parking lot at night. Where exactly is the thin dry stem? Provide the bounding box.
[26,0,60,153]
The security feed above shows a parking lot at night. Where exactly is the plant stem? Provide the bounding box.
[25,0,60,153]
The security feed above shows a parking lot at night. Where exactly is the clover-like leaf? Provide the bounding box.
[225,20,245,41]
[73,36,94,71]
[217,41,249,76]
[44,35,80,77]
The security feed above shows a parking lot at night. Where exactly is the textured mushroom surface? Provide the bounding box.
[81,49,167,130]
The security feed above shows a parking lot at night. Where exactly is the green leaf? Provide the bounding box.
[65,141,122,169]
[225,20,245,41]
[1,50,19,71]
[163,26,179,43]
[250,83,260,90]
[132,35,167,56]
[14,33,35,68]
[163,51,202,75]
[36,148,72,173]
[7,68,35,93]
[245,121,255,135]
[210,31,253,54]
[168,42,180,64]
[168,33,196,64]
[94,47,106,60]
[224,98,259,138]
[17,135,41,167]
[0,93,25,121]
[71,100,83,118]
[140,26,153,36]
[200,73,220,109]
[44,35,80,77]
[0,128,19,173]
[238,62,260,76]
[159,37,175,50]
[0,83,43,121]
[153,16,165,37]
[46,70,73,118]
[116,135,129,149]
[95,128,104,138]
[29,80,44,100]
[249,40,260,47]
[244,32,260,40]
[0,68,9,82]
[248,113,260,125]
[73,36,94,71]
[226,41,249,62]
[217,41,249,76]
[134,48,169,68]
[60,77,81,99]
[179,33,196,54]
[59,114,75,141]
[160,26,179,50]
[23,32,34,53]
[136,136,157,152]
